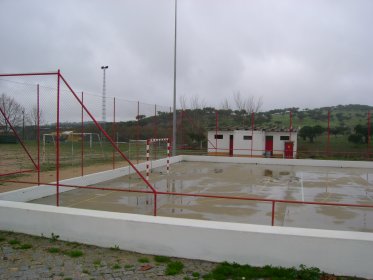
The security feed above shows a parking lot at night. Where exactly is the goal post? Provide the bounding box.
[146,138,170,180]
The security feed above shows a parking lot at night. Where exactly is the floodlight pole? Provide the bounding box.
[172,0,178,156]
[101,66,108,130]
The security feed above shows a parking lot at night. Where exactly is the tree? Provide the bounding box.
[220,98,230,110]
[0,93,25,134]
[190,95,206,110]
[233,91,263,114]
[299,125,325,143]
[179,95,187,110]
[348,124,372,144]
[28,105,44,127]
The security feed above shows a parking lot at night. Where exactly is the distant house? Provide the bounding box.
[207,128,297,158]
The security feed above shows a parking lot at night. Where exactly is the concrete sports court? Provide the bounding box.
[29,156,373,232]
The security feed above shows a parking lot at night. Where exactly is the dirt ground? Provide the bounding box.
[0,162,127,193]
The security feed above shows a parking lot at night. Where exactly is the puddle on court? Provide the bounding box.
[29,161,373,232]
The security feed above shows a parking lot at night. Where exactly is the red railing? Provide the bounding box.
[2,178,373,228]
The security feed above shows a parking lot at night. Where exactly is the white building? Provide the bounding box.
[207,129,297,158]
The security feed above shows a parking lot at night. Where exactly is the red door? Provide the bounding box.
[285,141,293,158]
[229,135,234,156]
[265,136,273,156]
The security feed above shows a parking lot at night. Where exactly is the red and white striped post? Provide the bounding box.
[167,138,170,174]
[146,139,150,180]
[146,138,170,180]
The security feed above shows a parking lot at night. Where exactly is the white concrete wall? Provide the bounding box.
[0,200,372,278]
[182,155,373,169]
[208,130,298,157]
[233,130,265,156]
[207,131,231,153]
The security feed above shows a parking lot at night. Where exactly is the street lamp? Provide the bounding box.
[101,66,109,126]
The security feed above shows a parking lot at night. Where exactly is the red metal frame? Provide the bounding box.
[56,70,61,206]
[112,97,116,169]
[0,107,38,170]
[37,84,40,185]
[81,92,84,176]
[368,111,371,159]
[59,73,158,215]
[2,177,373,228]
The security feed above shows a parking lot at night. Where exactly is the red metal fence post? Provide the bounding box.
[271,201,276,226]
[215,110,218,154]
[37,84,40,185]
[368,111,371,159]
[326,110,330,156]
[81,92,84,176]
[56,70,60,207]
[251,112,255,157]
[136,101,140,164]
[113,97,116,169]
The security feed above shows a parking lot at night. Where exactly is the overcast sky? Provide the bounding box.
[1,0,373,111]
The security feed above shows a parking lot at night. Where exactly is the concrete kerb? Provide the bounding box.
[1,155,373,278]
[0,200,372,278]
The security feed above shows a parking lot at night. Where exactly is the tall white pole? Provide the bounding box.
[172,0,178,156]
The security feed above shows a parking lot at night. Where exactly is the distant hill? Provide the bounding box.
[37,104,372,146]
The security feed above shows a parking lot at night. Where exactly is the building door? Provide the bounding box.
[284,141,293,158]
[229,135,234,156]
[265,136,273,156]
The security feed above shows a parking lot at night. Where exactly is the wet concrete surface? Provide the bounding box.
[30,161,373,232]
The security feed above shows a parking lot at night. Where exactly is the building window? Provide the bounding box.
[280,136,290,141]
[214,134,223,139]
[243,136,252,140]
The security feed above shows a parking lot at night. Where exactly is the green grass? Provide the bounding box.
[154,255,171,263]
[19,243,32,249]
[8,239,21,245]
[65,250,83,258]
[124,264,134,269]
[298,134,371,160]
[165,261,184,275]
[112,263,121,269]
[138,257,150,263]
[48,247,60,253]
[192,272,200,278]
[202,262,321,280]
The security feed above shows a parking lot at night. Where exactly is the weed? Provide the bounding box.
[66,250,83,258]
[63,278,72,280]
[0,236,6,242]
[138,257,149,263]
[82,269,90,274]
[202,262,321,280]
[93,259,101,266]
[192,272,200,278]
[124,264,134,269]
[112,263,121,269]
[154,255,171,263]
[48,247,60,253]
[19,244,32,249]
[110,245,120,251]
[165,261,184,275]
[68,242,80,248]
[8,239,21,245]
[51,233,60,242]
